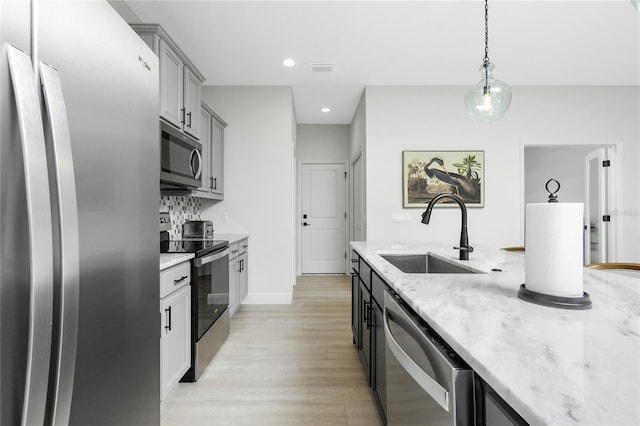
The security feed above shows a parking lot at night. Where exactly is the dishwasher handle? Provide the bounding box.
[383,305,450,412]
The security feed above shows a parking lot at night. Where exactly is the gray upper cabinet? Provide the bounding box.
[158,40,183,129]
[131,24,204,140]
[194,101,226,200]
[183,67,201,139]
[210,114,225,197]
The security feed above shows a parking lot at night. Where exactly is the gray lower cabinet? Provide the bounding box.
[228,238,249,316]
[352,254,387,424]
[159,261,191,401]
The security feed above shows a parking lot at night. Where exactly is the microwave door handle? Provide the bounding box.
[189,148,202,179]
[7,45,55,426]
[39,62,80,426]
[383,306,450,411]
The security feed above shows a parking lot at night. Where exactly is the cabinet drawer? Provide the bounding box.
[238,239,249,255]
[371,272,388,309]
[359,258,372,290]
[160,261,191,298]
[228,242,240,260]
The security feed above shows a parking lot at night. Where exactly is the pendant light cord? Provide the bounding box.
[483,0,490,94]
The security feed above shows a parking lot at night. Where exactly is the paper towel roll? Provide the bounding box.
[525,203,584,297]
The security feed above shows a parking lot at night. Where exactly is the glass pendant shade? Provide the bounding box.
[465,62,512,122]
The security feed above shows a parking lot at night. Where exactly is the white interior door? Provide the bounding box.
[584,148,609,264]
[301,164,346,274]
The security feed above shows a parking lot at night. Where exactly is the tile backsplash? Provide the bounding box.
[160,195,202,239]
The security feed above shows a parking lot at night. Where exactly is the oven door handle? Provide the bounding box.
[383,305,450,412]
[194,249,229,267]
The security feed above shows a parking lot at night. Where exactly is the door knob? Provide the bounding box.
[303,222,310,226]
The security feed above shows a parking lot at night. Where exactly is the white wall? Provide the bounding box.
[296,124,350,163]
[524,146,598,205]
[201,86,295,303]
[361,86,640,262]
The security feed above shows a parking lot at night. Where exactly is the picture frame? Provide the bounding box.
[402,150,485,208]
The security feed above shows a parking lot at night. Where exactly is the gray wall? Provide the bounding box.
[524,146,598,205]
[356,86,639,262]
[296,124,350,163]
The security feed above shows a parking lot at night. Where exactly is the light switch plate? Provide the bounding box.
[392,213,411,223]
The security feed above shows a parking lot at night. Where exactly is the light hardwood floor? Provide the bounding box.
[162,275,382,426]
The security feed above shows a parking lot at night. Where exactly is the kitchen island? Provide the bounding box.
[351,241,640,426]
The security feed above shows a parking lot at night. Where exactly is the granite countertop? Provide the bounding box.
[215,233,249,245]
[351,241,640,426]
[160,253,194,271]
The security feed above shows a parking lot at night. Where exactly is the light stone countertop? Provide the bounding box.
[160,253,194,271]
[351,241,640,426]
[215,233,249,245]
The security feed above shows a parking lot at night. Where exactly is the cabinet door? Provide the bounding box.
[183,67,201,139]
[351,273,360,348]
[196,107,211,193]
[358,280,371,383]
[210,117,224,197]
[228,258,238,316]
[159,40,183,129]
[238,252,248,304]
[372,302,387,421]
[160,285,191,401]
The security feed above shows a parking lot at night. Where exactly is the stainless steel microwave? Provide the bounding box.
[160,120,202,189]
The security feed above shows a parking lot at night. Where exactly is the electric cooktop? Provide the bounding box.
[160,237,228,257]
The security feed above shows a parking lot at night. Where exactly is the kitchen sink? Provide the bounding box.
[380,253,482,274]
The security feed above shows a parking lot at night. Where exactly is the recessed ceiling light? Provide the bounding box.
[282,58,296,67]
[321,107,331,113]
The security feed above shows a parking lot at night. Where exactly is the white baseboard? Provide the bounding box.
[242,293,293,305]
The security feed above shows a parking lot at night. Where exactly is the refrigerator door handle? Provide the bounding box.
[6,45,55,426]
[39,62,80,426]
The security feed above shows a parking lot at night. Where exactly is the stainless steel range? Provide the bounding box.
[160,215,229,381]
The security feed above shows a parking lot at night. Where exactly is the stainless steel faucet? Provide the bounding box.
[421,193,474,260]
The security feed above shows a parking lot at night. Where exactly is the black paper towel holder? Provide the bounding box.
[546,178,560,203]
[517,284,592,310]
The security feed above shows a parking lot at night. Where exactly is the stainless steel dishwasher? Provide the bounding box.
[384,290,474,425]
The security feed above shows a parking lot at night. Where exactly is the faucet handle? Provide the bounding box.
[454,245,474,253]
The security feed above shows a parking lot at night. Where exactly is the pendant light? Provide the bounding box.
[464,0,512,122]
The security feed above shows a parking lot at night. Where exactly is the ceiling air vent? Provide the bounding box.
[309,62,335,73]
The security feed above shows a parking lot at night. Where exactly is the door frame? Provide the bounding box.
[519,139,622,262]
[584,147,609,263]
[296,161,349,275]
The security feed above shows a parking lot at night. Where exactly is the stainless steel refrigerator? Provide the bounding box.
[1,1,160,424]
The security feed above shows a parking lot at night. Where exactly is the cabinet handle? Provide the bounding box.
[164,307,172,331]
[363,300,370,329]
[187,111,192,128]
[209,176,214,189]
[174,275,189,285]
[180,107,186,125]
[213,177,217,190]
[238,260,242,273]
[231,249,238,254]
[241,259,244,272]
[368,304,375,329]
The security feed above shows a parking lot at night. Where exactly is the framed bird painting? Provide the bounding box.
[402,151,485,208]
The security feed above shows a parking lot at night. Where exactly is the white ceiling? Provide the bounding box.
[123,1,640,124]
